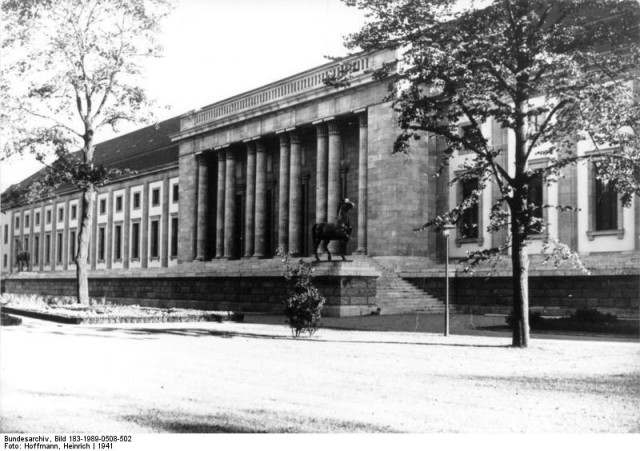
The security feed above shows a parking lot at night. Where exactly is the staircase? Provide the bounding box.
[366,257,445,315]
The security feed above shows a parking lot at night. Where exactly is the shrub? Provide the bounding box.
[570,309,618,324]
[278,248,325,338]
[506,310,544,329]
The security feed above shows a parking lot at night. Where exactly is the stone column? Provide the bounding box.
[223,149,237,259]
[356,112,368,254]
[195,154,209,260]
[315,123,328,224]
[278,133,290,252]
[244,142,256,258]
[254,140,268,258]
[327,120,342,222]
[215,151,226,258]
[288,130,303,256]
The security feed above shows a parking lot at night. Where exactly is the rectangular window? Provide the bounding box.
[34,236,39,265]
[69,230,76,262]
[528,173,544,234]
[35,212,40,226]
[71,205,77,220]
[58,207,64,222]
[3,225,7,244]
[172,184,179,203]
[24,237,29,254]
[3,254,7,268]
[56,232,63,263]
[15,216,19,229]
[459,178,479,239]
[99,199,107,215]
[46,210,52,224]
[45,234,51,264]
[115,196,123,213]
[595,176,618,231]
[131,222,140,259]
[150,219,159,258]
[98,226,105,261]
[171,217,178,257]
[152,188,160,207]
[25,214,30,228]
[133,192,141,210]
[114,224,122,261]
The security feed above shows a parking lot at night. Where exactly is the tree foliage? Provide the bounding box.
[1,0,172,303]
[341,0,640,347]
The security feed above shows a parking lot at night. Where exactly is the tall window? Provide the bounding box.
[56,232,63,263]
[58,207,64,222]
[114,225,122,261]
[69,230,76,262]
[98,226,105,261]
[528,173,544,234]
[594,176,618,231]
[15,216,19,229]
[115,196,123,213]
[46,210,52,224]
[71,205,77,220]
[25,214,30,228]
[3,254,7,268]
[152,188,160,207]
[99,199,107,215]
[35,212,40,226]
[172,184,179,203]
[131,222,140,259]
[459,178,479,239]
[133,192,141,210]
[34,236,39,265]
[3,225,7,244]
[150,219,159,258]
[171,217,178,257]
[45,234,51,264]
[24,238,29,256]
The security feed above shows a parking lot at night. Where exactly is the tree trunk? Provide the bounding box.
[510,222,530,348]
[75,186,95,304]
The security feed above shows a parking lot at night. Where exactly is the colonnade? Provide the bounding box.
[194,113,368,260]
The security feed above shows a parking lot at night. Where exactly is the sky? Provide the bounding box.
[0,0,366,192]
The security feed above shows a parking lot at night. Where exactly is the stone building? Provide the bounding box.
[2,48,638,317]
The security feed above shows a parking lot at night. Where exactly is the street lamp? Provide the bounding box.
[441,222,455,337]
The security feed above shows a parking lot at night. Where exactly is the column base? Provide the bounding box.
[354,249,367,255]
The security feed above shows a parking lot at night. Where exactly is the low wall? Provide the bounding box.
[1,261,380,317]
[410,274,640,318]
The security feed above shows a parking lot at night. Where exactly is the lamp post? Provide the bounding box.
[442,222,455,337]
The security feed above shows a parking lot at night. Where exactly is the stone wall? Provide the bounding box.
[2,261,380,317]
[410,274,639,318]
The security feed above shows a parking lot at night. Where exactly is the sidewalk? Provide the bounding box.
[244,312,640,342]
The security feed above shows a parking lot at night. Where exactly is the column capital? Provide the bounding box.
[289,130,302,145]
[327,121,340,136]
[256,139,267,153]
[245,141,256,154]
[358,112,368,129]
[216,150,226,161]
[315,123,328,138]
[225,149,237,160]
[279,133,290,147]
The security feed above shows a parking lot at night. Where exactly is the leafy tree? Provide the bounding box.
[340,0,640,347]
[1,0,172,304]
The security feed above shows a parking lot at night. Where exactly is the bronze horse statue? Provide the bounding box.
[312,198,355,261]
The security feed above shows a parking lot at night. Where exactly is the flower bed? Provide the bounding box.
[0,294,239,325]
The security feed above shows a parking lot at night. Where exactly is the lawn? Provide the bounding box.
[1,317,638,433]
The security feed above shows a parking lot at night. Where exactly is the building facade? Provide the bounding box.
[2,48,638,317]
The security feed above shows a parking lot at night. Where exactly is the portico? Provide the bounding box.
[173,50,395,262]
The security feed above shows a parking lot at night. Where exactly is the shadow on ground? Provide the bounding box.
[120,408,400,433]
